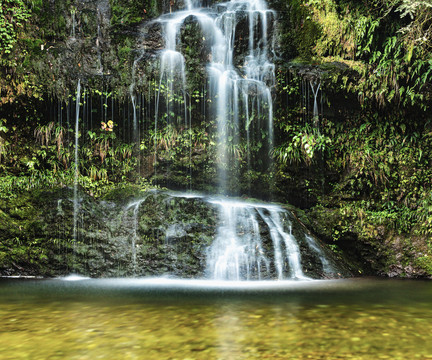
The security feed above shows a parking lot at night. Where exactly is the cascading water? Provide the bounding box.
[208,0,276,194]
[206,199,271,280]
[121,191,344,280]
[304,234,337,276]
[96,16,103,75]
[125,199,146,269]
[143,0,276,193]
[130,51,145,144]
[204,196,342,280]
[56,1,346,280]
[122,0,334,281]
[70,7,76,39]
[256,207,307,280]
[154,12,190,129]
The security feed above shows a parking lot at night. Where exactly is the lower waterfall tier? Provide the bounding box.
[0,188,352,279]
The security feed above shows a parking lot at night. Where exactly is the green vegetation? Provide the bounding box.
[110,0,159,27]
[0,0,431,276]
[293,0,432,110]
[272,0,432,276]
[0,0,29,55]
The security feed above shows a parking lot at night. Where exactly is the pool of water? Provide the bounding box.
[1,277,432,359]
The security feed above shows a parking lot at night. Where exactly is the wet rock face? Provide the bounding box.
[132,193,219,277]
[0,188,353,279]
[43,0,282,95]
[0,189,219,278]
[43,0,114,91]
[141,21,164,52]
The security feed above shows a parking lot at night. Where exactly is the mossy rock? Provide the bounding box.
[101,184,148,204]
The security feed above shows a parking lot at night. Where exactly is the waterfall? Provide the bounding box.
[73,79,81,242]
[71,7,76,39]
[185,0,200,10]
[58,1,344,280]
[155,12,190,128]
[96,16,103,74]
[256,207,307,280]
[130,51,145,144]
[209,0,276,194]
[304,234,337,277]
[134,1,308,280]
[206,199,271,280]
[205,198,312,280]
[148,0,276,194]
[120,192,343,281]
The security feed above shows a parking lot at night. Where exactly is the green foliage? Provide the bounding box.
[274,68,332,165]
[0,0,29,55]
[321,113,432,237]
[274,0,321,60]
[396,0,432,57]
[109,0,158,28]
[357,36,432,109]
[309,0,357,59]
[180,21,208,91]
[0,172,72,200]
[415,254,432,274]
[0,0,51,104]
[273,123,331,165]
[294,0,432,110]
[146,124,212,161]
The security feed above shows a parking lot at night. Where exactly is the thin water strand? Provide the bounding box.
[304,234,337,276]
[73,79,81,242]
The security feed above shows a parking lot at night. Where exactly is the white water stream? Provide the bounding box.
[122,191,340,280]
[125,199,146,268]
[206,198,311,280]
[206,199,271,280]
[64,1,337,280]
[310,81,321,128]
[150,0,276,194]
[127,1,329,280]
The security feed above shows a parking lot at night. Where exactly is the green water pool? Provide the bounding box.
[1,278,431,359]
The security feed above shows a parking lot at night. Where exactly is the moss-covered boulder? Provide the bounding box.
[0,187,356,279]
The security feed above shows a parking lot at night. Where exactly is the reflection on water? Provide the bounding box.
[1,278,432,359]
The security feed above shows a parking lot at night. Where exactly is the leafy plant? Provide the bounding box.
[0,0,29,55]
[0,119,9,163]
[273,115,332,166]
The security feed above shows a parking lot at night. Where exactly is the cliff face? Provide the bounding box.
[0,188,213,278]
[2,1,431,103]
[0,0,431,278]
[0,188,354,279]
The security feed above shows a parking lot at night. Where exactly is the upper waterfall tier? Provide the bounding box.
[139,0,277,195]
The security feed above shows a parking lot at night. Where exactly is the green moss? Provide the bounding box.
[118,42,132,61]
[180,20,207,92]
[0,251,9,267]
[274,0,321,60]
[415,256,432,276]
[110,0,159,28]
[101,184,148,204]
